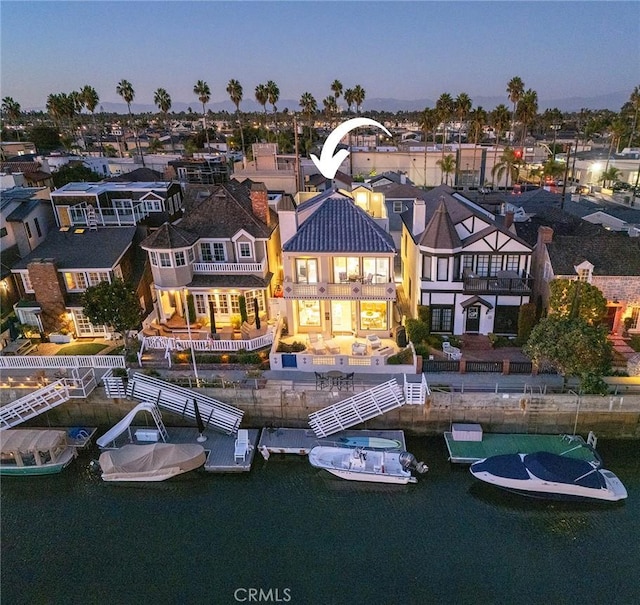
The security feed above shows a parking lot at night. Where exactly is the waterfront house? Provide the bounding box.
[140,180,281,334]
[401,184,534,336]
[278,187,397,340]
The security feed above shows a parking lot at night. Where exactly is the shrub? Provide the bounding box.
[413,343,431,359]
[112,368,129,378]
[405,318,430,345]
[387,347,414,365]
[277,341,306,353]
[517,302,537,345]
[580,373,609,395]
[417,305,430,325]
[628,335,640,352]
[238,295,248,323]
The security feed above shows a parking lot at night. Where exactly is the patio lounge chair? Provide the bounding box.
[366,334,382,349]
[352,342,367,356]
[234,429,250,462]
[442,341,462,360]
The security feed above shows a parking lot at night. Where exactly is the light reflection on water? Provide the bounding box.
[1,437,639,605]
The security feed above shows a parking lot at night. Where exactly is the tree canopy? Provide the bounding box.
[82,279,142,344]
[524,316,612,378]
[548,279,608,326]
[52,163,102,188]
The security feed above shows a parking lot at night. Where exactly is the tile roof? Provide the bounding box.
[419,200,462,249]
[283,191,395,253]
[12,227,137,270]
[140,222,199,249]
[179,180,276,239]
[547,233,640,276]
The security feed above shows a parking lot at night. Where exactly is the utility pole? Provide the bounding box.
[293,116,301,193]
[561,144,572,210]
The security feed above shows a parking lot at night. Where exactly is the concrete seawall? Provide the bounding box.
[11,386,640,439]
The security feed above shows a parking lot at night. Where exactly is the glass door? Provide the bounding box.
[331,300,353,334]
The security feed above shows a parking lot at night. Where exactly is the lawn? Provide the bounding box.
[55,343,108,356]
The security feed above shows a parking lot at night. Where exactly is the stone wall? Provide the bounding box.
[15,386,640,439]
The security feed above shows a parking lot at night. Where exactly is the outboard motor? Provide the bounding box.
[399,451,429,474]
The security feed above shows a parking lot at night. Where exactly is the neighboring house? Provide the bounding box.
[11,226,152,336]
[49,179,183,229]
[0,156,54,188]
[519,212,640,335]
[0,186,56,315]
[140,180,281,330]
[167,157,229,186]
[401,184,534,336]
[278,188,397,338]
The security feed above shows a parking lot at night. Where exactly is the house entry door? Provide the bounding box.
[331,300,352,334]
[465,305,481,332]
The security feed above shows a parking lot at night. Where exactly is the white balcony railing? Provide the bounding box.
[193,259,267,274]
[282,281,396,301]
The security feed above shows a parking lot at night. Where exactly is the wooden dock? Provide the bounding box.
[444,429,600,464]
[256,428,407,460]
[97,426,260,473]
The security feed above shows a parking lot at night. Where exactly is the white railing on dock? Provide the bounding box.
[102,368,127,398]
[403,373,430,405]
[0,355,126,369]
[0,381,70,429]
[308,379,405,438]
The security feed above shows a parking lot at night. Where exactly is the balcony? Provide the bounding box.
[69,203,149,227]
[282,280,396,301]
[193,259,267,275]
[463,271,532,294]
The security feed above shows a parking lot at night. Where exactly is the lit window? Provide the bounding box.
[298,300,321,327]
[296,258,318,284]
[64,272,87,291]
[194,294,207,315]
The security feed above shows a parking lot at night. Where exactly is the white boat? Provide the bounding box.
[97,443,207,482]
[309,446,428,485]
[470,451,628,502]
[0,429,77,476]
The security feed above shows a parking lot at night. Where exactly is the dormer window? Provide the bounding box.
[238,241,252,259]
[574,260,594,283]
[578,268,590,282]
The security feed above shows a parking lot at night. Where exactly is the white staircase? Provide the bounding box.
[0,381,70,430]
[308,379,406,438]
[126,372,244,434]
[86,204,98,230]
[403,374,430,405]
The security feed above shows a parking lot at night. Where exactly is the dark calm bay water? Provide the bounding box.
[2,436,639,605]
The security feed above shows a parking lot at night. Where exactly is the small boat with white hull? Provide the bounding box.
[309,446,428,485]
[470,451,627,502]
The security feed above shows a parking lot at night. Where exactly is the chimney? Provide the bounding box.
[249,182,270,225]
[27,258,67,333]
[537,226,554,245]
[412,198,426,236]
[505,210,515,229]
[400,172,407,184]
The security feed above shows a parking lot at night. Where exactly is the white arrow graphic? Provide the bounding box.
[311,117,392,179]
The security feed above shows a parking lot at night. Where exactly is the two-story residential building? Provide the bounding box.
[11,226,151,336]
[50,179,183,229]
[278,188,397,338]
[401,184,534,336]
[140,180,281,331]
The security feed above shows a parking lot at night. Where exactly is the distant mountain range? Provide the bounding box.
[31,90,630,115]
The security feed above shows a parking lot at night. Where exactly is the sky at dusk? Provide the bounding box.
[2,0,639,111]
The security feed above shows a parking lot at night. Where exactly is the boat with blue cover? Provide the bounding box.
[470,451,628,502]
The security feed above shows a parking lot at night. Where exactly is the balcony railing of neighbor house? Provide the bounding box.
[282,281,396,300]
[463,271,532,294]
[69,202,149,227]
[0,355,126,369]
[192,259,267,274]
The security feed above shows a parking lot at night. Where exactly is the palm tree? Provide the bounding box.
[46,92,75,145]
[147,137,165,154]
[454,92,472,146]
[193,80,211,152]
[603,117,628,175]
[116,79,144,163]
[80,85,101,154]
[266,80,280,136]
[507,76,525,142]
[227,79,245,160]
[344,88,355,114]
[436,154,456,186]
[331,79,343,120]
[436,93,454,181]
[469,106,487,187]
[490,104,511,178]
[1,96,21,141]
[627,85,640,148]
[516,88,538,147]
[352,85,366,113]
[255,83,269,127]
[153,88,173,152]
[418,108,437,187]
[600,166,621,188]
[322,96,337,127]
[299,92,317,156]
[492,147,522,189]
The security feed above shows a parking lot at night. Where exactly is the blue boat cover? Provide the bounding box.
[471,454,530,479]
[524,452,605,489]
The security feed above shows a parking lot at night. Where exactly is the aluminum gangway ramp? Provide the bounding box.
[0,381,70,430]
[126,372,243,435]
[308,379,405,438]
